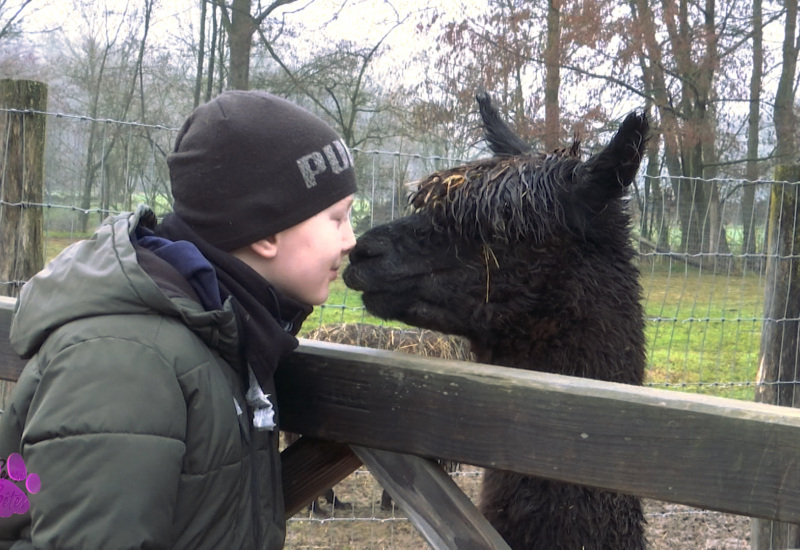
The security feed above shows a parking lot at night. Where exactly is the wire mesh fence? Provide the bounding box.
[1,105,790,547]
[1,107,784,398]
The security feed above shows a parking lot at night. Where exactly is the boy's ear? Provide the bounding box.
[249,236,279,259]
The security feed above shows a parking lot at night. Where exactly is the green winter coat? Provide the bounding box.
[0,207,286,549]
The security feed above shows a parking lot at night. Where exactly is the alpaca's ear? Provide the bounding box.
[573,111,649,207]
[476,92,531,157]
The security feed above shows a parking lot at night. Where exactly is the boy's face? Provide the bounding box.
[262,195,357,306]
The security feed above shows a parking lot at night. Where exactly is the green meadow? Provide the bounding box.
[640,265,764,400]
[311,263,767,401]
[303,280,392,330]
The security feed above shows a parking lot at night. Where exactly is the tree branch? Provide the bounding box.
[254,0,301,26]
[0,0,34,42]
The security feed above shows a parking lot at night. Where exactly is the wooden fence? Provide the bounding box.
[3,295,800,548]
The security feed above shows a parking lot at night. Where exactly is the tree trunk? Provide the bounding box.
[648,145,670,253]
[193,0,207,107]
[630,6,669,256]
[217,12,227,95]
[79,127,99,232]
[743,0,763,271]
[543,0,561,151]
[206,1,218,102]
[773,0,799,163]
[631,0,685,243]
[703,106,730,270]
[215,0,300,92]
[79,39,112,233]
[0,79,47,295]
[752,164,800,550]
[639,129,669,258]
[0,79,47,409]
[228,0,254,90]
[675,178,708,255]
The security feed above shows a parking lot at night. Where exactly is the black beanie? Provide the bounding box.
[167,90,358,251]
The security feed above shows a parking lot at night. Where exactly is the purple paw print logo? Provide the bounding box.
[0,453,40,517]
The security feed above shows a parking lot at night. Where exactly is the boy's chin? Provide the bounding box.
[308,290,330,307]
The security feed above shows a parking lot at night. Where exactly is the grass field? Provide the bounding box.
[301,282,391,330]
[309,262,767,401]
[44,234,767,401]
[640,264,765,400]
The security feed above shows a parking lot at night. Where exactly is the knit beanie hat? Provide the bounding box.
[167,90,357,251]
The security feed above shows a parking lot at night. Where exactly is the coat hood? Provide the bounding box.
[10,205,239,360]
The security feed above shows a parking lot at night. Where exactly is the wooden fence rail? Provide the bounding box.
[3,295,800,547]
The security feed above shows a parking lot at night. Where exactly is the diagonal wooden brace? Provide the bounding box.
[281,436,362,519]
[352,447,510,550]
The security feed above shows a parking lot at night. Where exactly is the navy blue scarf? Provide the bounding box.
[153,213,313,388]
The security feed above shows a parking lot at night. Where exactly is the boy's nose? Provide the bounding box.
[342,223,357,254]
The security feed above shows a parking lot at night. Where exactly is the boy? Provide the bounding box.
[0,91,357,549]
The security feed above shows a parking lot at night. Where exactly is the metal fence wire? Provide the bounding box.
[1,106,789,548]
[2,108,785,399]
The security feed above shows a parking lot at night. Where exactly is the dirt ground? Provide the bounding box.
[285,466,751,549]
[645,500,749,550]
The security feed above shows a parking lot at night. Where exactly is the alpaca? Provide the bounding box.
[343,93,649,550]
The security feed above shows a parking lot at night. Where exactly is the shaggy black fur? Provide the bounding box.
[343,94,649,550]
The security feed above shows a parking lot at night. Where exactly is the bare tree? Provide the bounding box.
[257,16,405,149]
[627,0,762,258]
[0,0,36,42]
[60,0,156,231]
[409,0,540,154]
[212,0,300,90]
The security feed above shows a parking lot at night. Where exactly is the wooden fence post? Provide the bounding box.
[0,79,48,409]
[752,164,800,549]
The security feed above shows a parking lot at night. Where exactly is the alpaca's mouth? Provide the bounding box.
[343,263,432,293]
[356,287,455,333]
[342,264,369,292]
[358,289,411,321]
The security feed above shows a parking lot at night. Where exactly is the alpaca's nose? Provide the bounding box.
[348,234,387,265]
[344,235,385,291]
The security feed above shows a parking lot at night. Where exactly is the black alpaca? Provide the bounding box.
[343,93,649,550]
